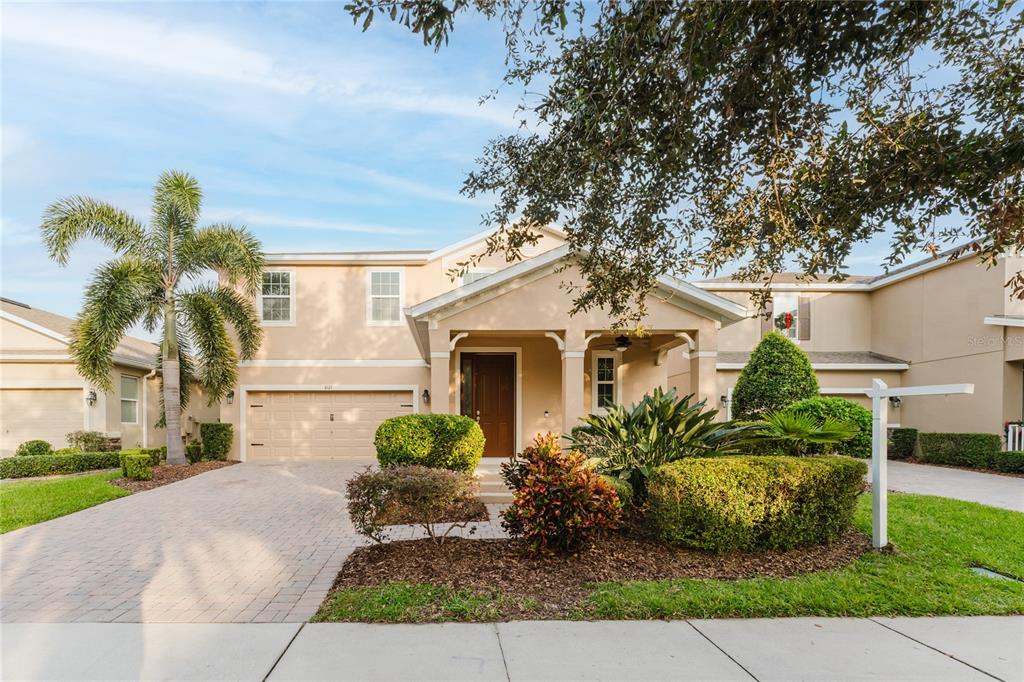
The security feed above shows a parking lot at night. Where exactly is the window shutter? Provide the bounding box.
[760,302,773,336]
[798,296,811,340]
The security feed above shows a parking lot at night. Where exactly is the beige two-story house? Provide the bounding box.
[222,228,1022,462]
[222,227,746,461]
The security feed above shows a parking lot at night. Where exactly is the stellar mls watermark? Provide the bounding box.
[968,334,1024,348]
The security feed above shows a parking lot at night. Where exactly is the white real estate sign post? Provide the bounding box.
[863,379,974,548]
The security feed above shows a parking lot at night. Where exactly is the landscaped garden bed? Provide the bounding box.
[314,493,1024,622]
[318,335,1024,623]
[318,528,870,621]
[110,460,237,493]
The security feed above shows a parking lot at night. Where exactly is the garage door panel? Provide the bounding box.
[247,390,413,460]
[1,389,84,457]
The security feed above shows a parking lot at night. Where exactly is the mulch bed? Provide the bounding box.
[110,460,238,493]
[330,529,872,618]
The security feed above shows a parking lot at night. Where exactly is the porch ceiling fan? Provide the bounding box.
[591,334,633,352]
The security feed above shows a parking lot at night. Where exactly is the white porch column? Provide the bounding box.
[562,328,586,434]
[689,328,719,408]
[430,352,450,414]
[428,328,451,414]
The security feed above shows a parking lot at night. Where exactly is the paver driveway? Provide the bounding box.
[2,460,373,624]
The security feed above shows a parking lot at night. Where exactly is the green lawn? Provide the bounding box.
[315,493,1024,622]
[0,471,128,533]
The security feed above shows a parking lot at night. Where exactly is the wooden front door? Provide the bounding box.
[462,353,516,456]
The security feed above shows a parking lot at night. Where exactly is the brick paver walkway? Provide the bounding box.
[0,460,506,624]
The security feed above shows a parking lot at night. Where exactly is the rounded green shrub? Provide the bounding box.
[374,414,484,472]
[123,453,153,481]
[15,440,53,457]
[786,396,872,457]
[645,455,867,552]
[731,332,819,420]
[185,443,204,464]
[200,423,233,461]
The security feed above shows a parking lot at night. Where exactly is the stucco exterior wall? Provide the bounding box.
[714,290,872,353]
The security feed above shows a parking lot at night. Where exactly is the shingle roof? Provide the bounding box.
[718,350,909,367]
[0,298,157,366]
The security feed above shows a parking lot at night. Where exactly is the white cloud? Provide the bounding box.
[2,5,311,94]
[1,4,515,127]
[203,208,426,236]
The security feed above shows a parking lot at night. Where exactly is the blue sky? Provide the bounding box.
[1,1,894,323]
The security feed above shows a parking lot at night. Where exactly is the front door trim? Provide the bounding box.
[238,383,421,462]
[454,347,522,456]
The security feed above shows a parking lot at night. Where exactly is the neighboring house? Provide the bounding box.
[0,298,218,456]
[692,251,1024,437]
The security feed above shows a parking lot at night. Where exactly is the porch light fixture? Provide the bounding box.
[888,396,902,408]
[226,390,235,405]
[86,389,97,407]
[614,335,632,352]
[421,389,430,405]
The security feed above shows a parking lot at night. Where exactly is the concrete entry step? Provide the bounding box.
[475,461,514,504]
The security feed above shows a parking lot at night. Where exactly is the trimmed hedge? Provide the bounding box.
[123,453,153,481]
[786,397,872,457]
[15,440,53,457]
[918,432,1001,468]
[645,455,867,552]
[0,452,121,479]
[200,423,233,461]
[118,448,165,476]
[888,427,918,461]
[731,332,819,420]
[374,414,485,472]
[993,451,1024,473]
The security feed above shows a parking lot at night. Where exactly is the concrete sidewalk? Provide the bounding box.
[3,616,1021,681]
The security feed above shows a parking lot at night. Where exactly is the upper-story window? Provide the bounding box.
[120,375,138,424]
[260,270,295,325]
[768,293,810,340]
[461,269,496,286]
[592,352,618,413]
[367,269,403,325]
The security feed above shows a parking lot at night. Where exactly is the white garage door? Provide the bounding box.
[0,389,84,457]
[246,390,415,459]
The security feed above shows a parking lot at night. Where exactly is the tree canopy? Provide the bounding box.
[346,0,1023,324]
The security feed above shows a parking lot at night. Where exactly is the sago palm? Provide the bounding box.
[41,170,264,465]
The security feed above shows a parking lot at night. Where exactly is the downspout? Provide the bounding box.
[142,367,157,448]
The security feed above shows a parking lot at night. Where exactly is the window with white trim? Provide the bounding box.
[368,270,403,324]
[260,271,294,324]
[593,352,618,412]
[120,375,139,424]
[772,293,800,339]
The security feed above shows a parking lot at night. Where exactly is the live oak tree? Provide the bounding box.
[346,0,1024,324]
[41,171,264,465]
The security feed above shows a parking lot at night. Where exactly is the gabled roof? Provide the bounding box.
[264,224,568,264]
[406,244,749,325]
[717,350,909,370]
[0,298,157,369]
[696,244,983,292]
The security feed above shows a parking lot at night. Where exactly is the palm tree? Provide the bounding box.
[41,170,264,465]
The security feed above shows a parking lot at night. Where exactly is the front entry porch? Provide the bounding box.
[426,330,718,458]
[404,253,746,454]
